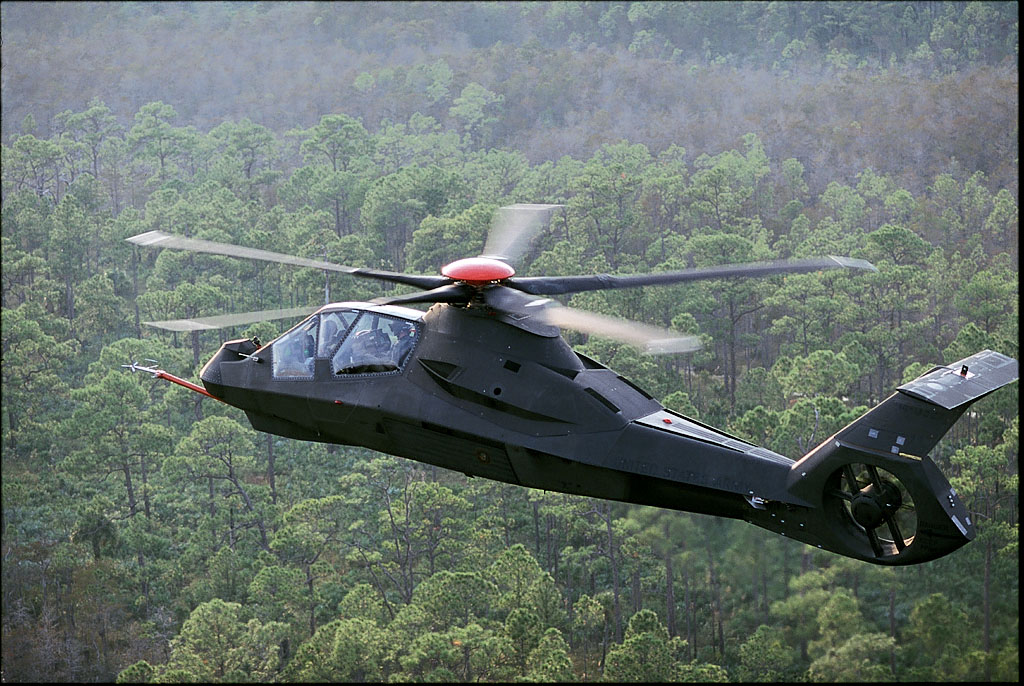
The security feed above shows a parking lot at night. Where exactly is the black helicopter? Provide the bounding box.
[126,204,1018,566]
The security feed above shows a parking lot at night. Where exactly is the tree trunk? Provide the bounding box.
[131,246,141,338]
[603,504,623,642]
[888,586,897,674]
[266,434,277,506]
[632,567,641,614]
[983,538,992,680]
[533,500,541,559]
[684,564,694,660]
[122,461,137,516]
[761,567,769,624]
[706,546,725,657]
[65,278,76,327]
[306,566,316,637]
[546,512,555,576]
[140,454,152,520]
[728,299,737,409]
[665,546,676,637]
[190,330,201,369]
[207,476,216,522]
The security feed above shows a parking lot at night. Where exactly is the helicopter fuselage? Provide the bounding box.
[127,214,1015,567]
[202,302,795,512]
[196,300,1010,565]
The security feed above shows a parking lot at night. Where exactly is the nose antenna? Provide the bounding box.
[121,358,162,376]
[120,358,223,401]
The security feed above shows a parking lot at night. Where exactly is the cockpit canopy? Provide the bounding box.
[271,304,422,379]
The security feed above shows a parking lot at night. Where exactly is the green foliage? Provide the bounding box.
[407,202,494,272]
[807,631,895,682]
[899,593,977,680]
[486,544,548,617]
[144,598,290,682]
[737,624,797,682]
[602,609,689,682]
[116,660,156,683]
[521,627,574,682]
[449,82,505,147]
[775,349,860,400]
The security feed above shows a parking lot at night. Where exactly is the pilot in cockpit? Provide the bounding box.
[347,328,392,372]
[389,320,416,366]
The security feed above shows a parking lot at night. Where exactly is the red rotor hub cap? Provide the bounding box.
[441,257,515,283]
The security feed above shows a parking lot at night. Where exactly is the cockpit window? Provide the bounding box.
[318,310,359,358]
[332,313,419,375]
[272,316,318,379]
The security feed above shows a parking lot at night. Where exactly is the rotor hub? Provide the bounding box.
[850,480,902,530]
[441,257,515,284]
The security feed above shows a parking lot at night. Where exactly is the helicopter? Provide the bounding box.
[126,204,1018,566]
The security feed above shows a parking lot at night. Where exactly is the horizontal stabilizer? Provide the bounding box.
[897,350,1018,410]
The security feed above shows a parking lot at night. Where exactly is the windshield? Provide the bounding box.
[272,316,318,379]
[317,309,360,358]
[332,313,418,375]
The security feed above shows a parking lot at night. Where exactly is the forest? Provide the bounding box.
[0,1,1018,682]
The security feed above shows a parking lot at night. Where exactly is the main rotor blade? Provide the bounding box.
[127,231,447,290]
[475,286,700,354]
[540,304,702,355]
[143,306,318,332]
[509,256,877,296]
[482,204,563,265]
[372,283,471,306]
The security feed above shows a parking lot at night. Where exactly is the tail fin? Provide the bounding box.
[785,350,1018,565]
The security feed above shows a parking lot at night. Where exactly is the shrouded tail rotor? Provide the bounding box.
[777,350,1016,565]
[829,463,917,557]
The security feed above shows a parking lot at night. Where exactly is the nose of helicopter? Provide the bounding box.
[199,337,263,404]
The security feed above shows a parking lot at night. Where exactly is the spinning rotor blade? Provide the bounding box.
[540,304,703,355]
[482,204,563,265]
[126,231,447,291]
[472,286,700,354]
[373,284,473,306]
[509,256,877,296]
[144,306,319,332]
